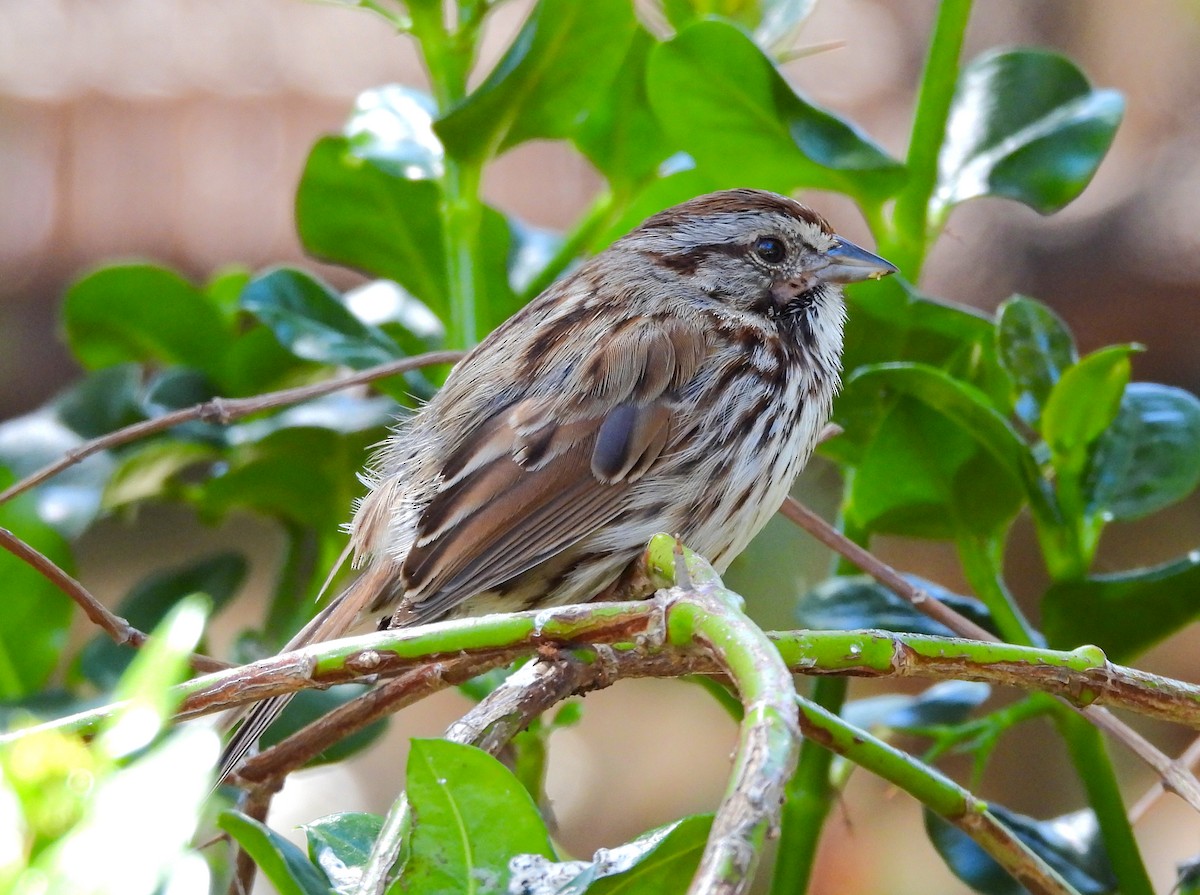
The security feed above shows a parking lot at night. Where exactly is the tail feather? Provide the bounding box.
[216,560,398,782]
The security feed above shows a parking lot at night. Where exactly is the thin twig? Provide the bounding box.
[778,497,994,641]
[0,350,465,508]
[778,496,1200,813]
[1129,734,1200,822]
[0,526,228,674]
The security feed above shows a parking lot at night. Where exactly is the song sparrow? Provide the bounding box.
[220,188,895,775]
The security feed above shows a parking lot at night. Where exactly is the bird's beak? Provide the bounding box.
[820,236,898,284]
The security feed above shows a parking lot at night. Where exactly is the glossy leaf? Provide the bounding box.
[796,574,995,638]
[510,815,712,895]
[77,553,246,690]
[435,0,638,163]
[1042,551,1200,661]
[838,364,1033,538]
[345,85,442,179]
[844,681,991,732]
[102,441,219,511]
[995,295,1077,427]
[219,810,331,895]
[647,21,904,201]
[1041,345,1136,479]
[241,268,403,369]
[63,264,232,374]
[199,427,372,531]
[296,136,447,311]
[305,812,383,895]
[54,364,145,439]
[926,806,1115,895]
[0,468,74,699]
[401,739,555,893]
[934,49,1124,217]
[1085,383,1200,521]
[836,278,1012,426]
[574,28,674,190]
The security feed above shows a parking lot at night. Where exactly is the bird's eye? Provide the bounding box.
[753,235,786,264]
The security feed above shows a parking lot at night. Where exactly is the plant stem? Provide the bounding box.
[956,533,1039,646]
[884,0,973,278]
[770,676,847,895]
[1054,708,1155,895]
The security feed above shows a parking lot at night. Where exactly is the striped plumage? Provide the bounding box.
[219,189,894,777]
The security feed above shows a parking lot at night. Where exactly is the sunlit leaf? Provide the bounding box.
[435,0,638,163]
[934,49,1123,217]
[401,740,555,893]
[1042,551,1200,661]
[241,268,403,369]
[926,806,1115,895]
[647,21,904,201]
[1085,383,1200,521]
[63,264,233,374]
[220,810,331,895]
[346,85,442,179]
[995,295,1077,427]
[1041,345,1136,482]
[296,136,447,312]
[305,812,383,895]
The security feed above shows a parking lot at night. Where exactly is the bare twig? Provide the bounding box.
[0,526,228,674]
[0,350,465,508]
[778,496,1200,813]
[1130,734,1200,822]
[778,497,994,641]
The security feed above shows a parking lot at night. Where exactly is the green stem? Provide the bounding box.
[884,0,973,278]
[957,533,1038,646]
[770,676,847,895]
[1053,708,1154,895]
[794,695,1080,895]
[410,1,485,349]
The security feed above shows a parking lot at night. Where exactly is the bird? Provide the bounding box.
[218,188,896,778]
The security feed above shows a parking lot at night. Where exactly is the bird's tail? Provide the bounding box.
[215,553,395,782]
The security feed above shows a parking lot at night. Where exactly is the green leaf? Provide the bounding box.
[934,48,1124,217]
[837,278,1012,422]
[220,810,332,895]
[995,295,1077,427]
[545,815,713,894]
[1042,551,1200,661]
[574,28,674,190]
[796,574,995,639]
[926,806,1115,895]
[844,681,991,732]
[402,739,555,893]
[0,469,74,699]
[1041,344,1137,480]
[77,553,246,690]
[199,427,371,531]
[54,364,145,439]
[305,812,384,894]
[296,136,447,311]
[837,363,1036,537]
[646,21,904,201]
[241,268,403,369]
[1085,383,1200,521]
[435,0,638,163]
[63,264,233,373]
[102,440,220,511]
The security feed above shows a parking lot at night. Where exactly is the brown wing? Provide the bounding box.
[394,315,709,622]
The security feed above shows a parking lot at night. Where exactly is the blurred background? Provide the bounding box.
[2,1,1199,892]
